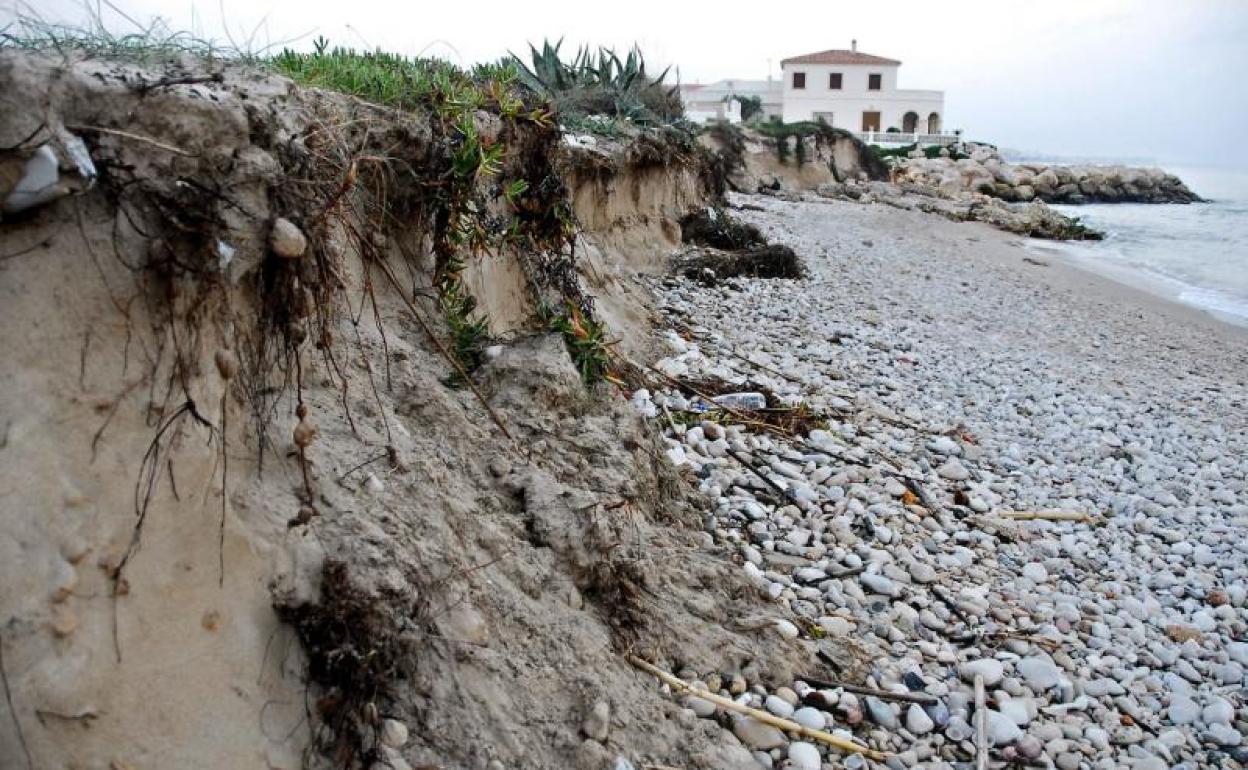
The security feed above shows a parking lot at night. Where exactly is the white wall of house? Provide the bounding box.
[679,79,783,124]
[779,63,943,132]
[685,97,742,124]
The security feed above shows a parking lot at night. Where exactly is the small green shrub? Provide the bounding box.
[756,119,848,167]
[728,94,763,122]
[702,121,746,194]
[540,303,617,386]
[869,143,969,161]
[437,260,492,378]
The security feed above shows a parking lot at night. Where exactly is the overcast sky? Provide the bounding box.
[18,0,1248,169]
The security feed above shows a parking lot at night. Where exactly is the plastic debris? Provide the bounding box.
[4,145,62,214]
[712,392,768,410]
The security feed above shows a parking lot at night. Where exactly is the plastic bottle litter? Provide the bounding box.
[711,392,767,410]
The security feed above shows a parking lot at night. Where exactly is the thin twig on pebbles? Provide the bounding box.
[996,510,1097,523]
[628,656,888,761]
[975,674,988,770]
[724,446,797,503]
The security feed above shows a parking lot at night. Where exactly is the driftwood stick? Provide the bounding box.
[724,447,797,503]
[975,674,988,770]
[798,674,937,706]
[796,437,925,485]
[136,73,224,92]
[996,510,1096,523]
[706,342,806,386]
[930,584,975,627]
[66,124,192,157]
[628,656,887,760]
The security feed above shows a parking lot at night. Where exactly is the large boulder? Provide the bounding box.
[1055,183,1082,200]
[1034,168,1060,189]
[970,146,997,163]
[985,159,1017,186]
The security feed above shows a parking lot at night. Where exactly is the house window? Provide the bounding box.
[792,72,806,89]
[868,73,882,90]
[829,73,842,89]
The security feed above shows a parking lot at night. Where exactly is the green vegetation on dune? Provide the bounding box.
[510,38,683,130]
[541,302,619,386]
[270,37,547,126]
[869,142,970,161]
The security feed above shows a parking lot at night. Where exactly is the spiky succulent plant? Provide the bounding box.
[510,38,682,127]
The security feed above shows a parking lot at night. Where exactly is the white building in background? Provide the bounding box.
[680,79,782,124]
[780,42,943,133]
[681,41,949,142]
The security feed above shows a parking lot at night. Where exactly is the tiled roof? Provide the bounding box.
[781,50,901,67]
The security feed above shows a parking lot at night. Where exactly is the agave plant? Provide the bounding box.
[510,38,682,126]
[512,38,586,96]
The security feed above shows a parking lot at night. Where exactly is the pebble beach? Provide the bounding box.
[639,195,1248,769]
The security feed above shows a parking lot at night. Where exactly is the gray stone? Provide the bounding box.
[583,700,611,742]
[860,572,900,597]
[1167,695,1200,725]
[927,436,961,455]
[1017,657,1064,691]
[937,459,971,481]
[681,692,716,718]
[1202,697,1234,726]
[960,658,1005,687]
[380,719,408,749]
[787,741,821,770]
[906,702,934,734]
[865,696,898,728]
[908,561,938,583]
[1206,723,1242,746]
[270,217,307,258]
[983,709,1023,745]
[792,706,827,730]
[732,717,786,750]
[764,694,794,718]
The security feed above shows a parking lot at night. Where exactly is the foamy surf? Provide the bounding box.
[1045,166,1248,327]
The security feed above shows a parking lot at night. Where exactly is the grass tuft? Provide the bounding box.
[1,13,238,62]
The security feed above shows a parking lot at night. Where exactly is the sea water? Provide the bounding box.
[1045,167,1248,327]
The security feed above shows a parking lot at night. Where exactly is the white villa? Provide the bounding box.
[681,42,950,143]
